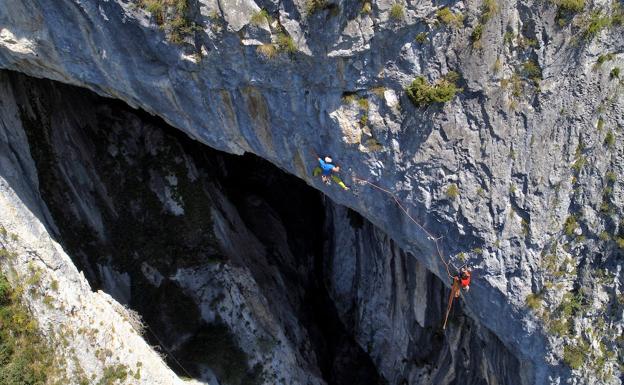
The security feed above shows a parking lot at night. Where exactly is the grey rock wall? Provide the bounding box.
[1,0,624,384]
[0,69,525,385]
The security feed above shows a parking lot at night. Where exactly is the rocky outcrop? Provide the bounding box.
[1,0,624,384]
[0,71,200,385]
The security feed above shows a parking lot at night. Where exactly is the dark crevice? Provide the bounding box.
[8,70,385,385]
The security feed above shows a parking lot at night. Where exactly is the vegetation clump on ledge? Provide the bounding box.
[256,32,298,59]
[405,72,461,106]
[0,271,56,384]
[553,0,585,13]
[305,0,328,16]
[389,3,405,21]
[138,0,198,43]
[250,9,271,26]
[436,7,464,28]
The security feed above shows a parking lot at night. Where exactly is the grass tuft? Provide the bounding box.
[389,3,405,21]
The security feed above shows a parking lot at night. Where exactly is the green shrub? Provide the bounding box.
[606,171,617,183]
[596,53,615,66]
[361,2,372,14]
[493,57,502,72]
[406,73,460,106]
[480,0,498,23]
[503,30,515,45]
[548,318,570,336]
[564,215,578,236]
[0,276,10,305]
[143,0,164,15]
[97,364,128,385]
[522,60,542,84]
[501,73,523,97]
[554,0,585,13]
[582,11,611,39]
[604,130,615,147]
[357,97,369,110]
[140,0,196,43]
[306,0,327,15]
[518,36,539,48]
[471,23,484,45]
[597,117,604,131]
[256,43,277,59]
[563,340,589,369]
[0,273,56,385]
[250,9,271,26]
[276,33,297,54]
[389,3,405,20]
[342,92,357,104]
[359,114,368,126]
[446,183,459,200]
[571,156,586,173]
[610,67,620,79]
[436,7,464,28]
[525,293,542,311]
[559,292,584,317]
[415,32,427,43]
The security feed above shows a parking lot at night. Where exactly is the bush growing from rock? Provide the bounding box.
[446,183,459,200]
[250,9,271,26]
[389,3,405,21]
[406,73,460,106]
[563,340,589,369]
[436,7,463,28]
[554,0,585,13]
[306,0,327,15]
[610,67,620,79]
[276,33,297,54]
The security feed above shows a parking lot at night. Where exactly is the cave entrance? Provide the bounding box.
[9,70,385,385]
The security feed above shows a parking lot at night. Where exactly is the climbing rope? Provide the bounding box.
[442,280,460,330]
[144,323,195,380]
[351,175,453,279]
[310,151,465,329]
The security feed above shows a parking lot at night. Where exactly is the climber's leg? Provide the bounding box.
[331,174,350,190]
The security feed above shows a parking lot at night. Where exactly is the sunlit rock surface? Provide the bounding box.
[1,0,624,384]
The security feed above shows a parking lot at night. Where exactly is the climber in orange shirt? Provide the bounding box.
[453,266,471,298]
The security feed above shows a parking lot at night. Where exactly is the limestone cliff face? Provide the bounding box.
[0,70,522,385]
[1,0,623,384]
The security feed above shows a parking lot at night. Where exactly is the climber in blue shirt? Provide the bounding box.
[313,156,349,190]
[318,157,337,176]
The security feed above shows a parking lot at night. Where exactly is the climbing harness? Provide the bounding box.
[441,268,472,329]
